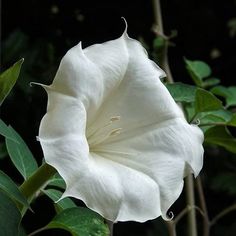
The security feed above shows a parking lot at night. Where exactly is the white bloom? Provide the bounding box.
[38,30,204,222]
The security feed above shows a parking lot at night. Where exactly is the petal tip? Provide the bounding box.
[162,211,174,221]
[121,17,129,38]
[74,41,83,53]
[30,82,50,91]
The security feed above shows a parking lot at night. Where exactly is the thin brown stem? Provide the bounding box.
[152,0,164,33]
[174,207,190,224]
[152,0,174,83]
[196,176,210,236]
[174,205,205,225]
[211,204,236,226]
[165,221,177,236]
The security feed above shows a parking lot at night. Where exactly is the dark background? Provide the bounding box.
[1,0,236,235]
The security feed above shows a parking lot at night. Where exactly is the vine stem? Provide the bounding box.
[152,0,174,83]
[211,204,236,226]
[196,176,210,236]
[185,174,198,236]
[152,1,198,236]
[152,0,164,33]
[165,221,177,236]
[174,205,205,225]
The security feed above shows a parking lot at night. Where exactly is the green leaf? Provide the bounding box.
[185,59,211,86]
[195,88,223,113]
[153,37,166,50]
[165,82,197,103]
[0,119,18,141]
[0,142,8,160]
[202,77,220,88]
[185,103,195,122]
[199,109,233,126]
[227,113,236,127]
[204,126,236,153]
[47,207,109,236]
[47,173,66,189]
[0,191,21,236]
[0,59,24,105]
[211,172,236,196]
[0,170,29,208]
[5,126,38,180]
[210,85,230,97]
[211,86,236,108]
[200,114,225,124]
[152,37,167,65]
[43,189,76,212]
[18,225,27,236]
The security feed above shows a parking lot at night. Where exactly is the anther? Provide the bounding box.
[110,116,121,122]
[109,128,122,136]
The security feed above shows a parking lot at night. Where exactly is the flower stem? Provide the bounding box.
[211,203,236,226]
[196,176,210,236]
[165,221,177,236]
[20,163,56,212]
[185,174,198,236]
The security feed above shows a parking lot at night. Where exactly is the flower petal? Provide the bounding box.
[96,118,203,219]
[39,31,204,223]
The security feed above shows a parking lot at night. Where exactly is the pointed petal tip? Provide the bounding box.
[74,41,83,53]
[121,17,128,34]
[162,211,174,221]
[121,17,131,40]
[29,82,50,91]
[66,41,84,57]
[77,41,83,50]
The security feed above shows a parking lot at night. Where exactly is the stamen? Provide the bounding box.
[110,116,121,122]
[109,128,122,136]
[87,115,121,139]
[87,115,122,147]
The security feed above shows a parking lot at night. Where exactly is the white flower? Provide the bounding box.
[38,30,204,223]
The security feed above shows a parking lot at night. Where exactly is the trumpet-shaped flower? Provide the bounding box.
[38,30,204,222]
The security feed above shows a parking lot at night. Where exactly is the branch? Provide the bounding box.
[174,205,205,224]
[185,175,198,236]
[165,221,177,236]
[152,0,174,83]
[196,176,210,236]
[211,204,236,226]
